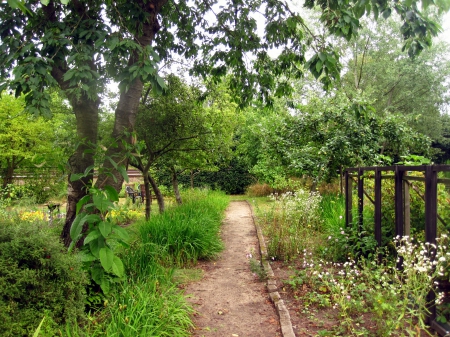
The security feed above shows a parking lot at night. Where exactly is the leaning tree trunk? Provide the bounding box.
[143,169,152,220]
[171,167,182,205]
[60,96,99,247]
[95,0,167,192]
[148,173,165,213]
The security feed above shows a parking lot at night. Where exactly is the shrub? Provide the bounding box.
[246,183,275,197]
[0,223,87,337]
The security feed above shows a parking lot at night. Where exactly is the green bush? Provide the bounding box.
[0,223,87,337]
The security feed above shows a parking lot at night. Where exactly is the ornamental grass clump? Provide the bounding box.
[261,189,322,261]
[137,189,228,267]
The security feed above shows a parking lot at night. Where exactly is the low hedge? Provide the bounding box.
[0,222,87,337]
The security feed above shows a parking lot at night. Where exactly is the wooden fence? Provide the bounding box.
[344,165,450,332]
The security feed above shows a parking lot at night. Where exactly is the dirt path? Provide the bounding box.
[185,200,282,337]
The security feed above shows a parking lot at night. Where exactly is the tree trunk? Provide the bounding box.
[60,96,99,247]
[143,170,152,220]
[171,167,182,205]
[95,0,166,192]
[2,158,15,190]
[148,173,165,213]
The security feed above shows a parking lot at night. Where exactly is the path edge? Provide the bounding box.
[246,200,296,337]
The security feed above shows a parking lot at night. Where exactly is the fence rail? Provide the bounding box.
[344,165,450,332]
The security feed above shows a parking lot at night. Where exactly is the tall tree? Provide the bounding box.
[0,93,65,189]
[134,75,236,218]
[340,18,450,142]
[1,0,447,245]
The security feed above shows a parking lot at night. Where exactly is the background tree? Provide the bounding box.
[0,93,71,191]
[237,92,431,187]
[134,75,236,218]
[340,17,450,147]
[1,0,447,244]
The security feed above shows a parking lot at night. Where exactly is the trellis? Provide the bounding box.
[344,165,450,335]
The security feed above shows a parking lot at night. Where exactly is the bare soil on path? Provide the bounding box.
[185,200,281,337]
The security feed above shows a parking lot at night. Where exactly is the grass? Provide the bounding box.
[136,189,228,267]
[3,187,230,337]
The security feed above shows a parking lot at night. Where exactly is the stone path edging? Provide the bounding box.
[246,201,296,337]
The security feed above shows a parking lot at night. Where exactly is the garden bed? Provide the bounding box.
[269,257,438,337]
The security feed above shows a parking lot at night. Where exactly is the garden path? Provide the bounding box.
[185,200,282,337]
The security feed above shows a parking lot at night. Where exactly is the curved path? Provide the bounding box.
[185,200,282,337]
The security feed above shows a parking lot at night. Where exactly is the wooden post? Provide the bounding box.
[394,166,404,238]
[403,173,411,237]
[425,165,438,323]
[374,168,382,247]
[345,171,353,228]
[358,168,364,233]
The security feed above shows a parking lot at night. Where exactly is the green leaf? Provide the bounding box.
[117,165,129,183]
[104,185,119,202]
[33,317,45,337]
[84,214,102,224]
[112,224,129,241]
[382,8,391,19]
[99,247,114,272]
[91,264,104,285]
[156,75,165,90]
[89,237,105,258]
[99,221,112,237]
[316,60,323,72]
[107,156,118,169]
[79,251,97,262]
[84,228,101,245]
[76,195,91,214]
[100,277,110,294]
[111,256,125,277]
[60,0,69,5]
[93,194,113,213]
[70,173,85,182]
[70,213,85,241]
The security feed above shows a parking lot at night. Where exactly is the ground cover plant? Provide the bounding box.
[0,222,87,337]
[1,187,228,336]
[69,188,228,336]
[252,181,450,336]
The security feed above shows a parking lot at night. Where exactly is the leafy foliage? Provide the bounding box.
[0,222,87,337]
[69,183,130,295]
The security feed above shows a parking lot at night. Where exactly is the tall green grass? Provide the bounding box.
[137,189,229,267]
[66,188,229,336]
[320,193,346,237]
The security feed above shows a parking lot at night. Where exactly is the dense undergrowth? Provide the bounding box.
[0,188,229,337]
[251,180,450,336]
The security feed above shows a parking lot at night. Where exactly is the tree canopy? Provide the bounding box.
[1,0,448,244]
